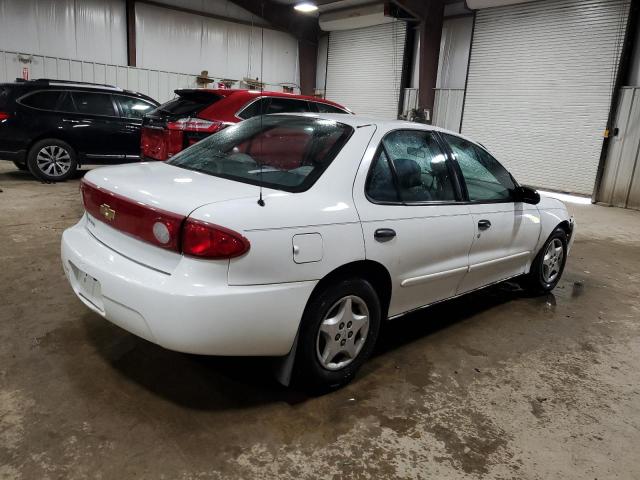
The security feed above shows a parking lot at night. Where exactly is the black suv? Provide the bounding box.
[0,79,159,181]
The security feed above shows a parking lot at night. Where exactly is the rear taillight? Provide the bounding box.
[182,219,250,259]
[81,179,183,250]
[0,112,10,121]
[81,180,249,259]
[167,118,224,133]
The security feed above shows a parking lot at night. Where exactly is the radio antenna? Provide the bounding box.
[257,0,266,207]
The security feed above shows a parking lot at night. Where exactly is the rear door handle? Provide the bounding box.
[374,228,396,242]
[478,219,492,230]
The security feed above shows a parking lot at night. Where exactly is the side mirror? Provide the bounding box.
[513,185,540,205]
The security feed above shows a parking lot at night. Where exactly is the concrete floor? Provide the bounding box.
[1,163,639,480]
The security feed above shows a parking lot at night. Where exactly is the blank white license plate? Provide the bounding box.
[70,262,103,311]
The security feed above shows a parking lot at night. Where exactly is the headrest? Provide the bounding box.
[394,158,422,189]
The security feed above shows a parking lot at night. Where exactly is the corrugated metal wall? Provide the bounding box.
[433,88,465,132]
[462,0,630,195]
[597,87,640,210]
[0,0,300,93]
[0,50,197,103]
[326,22,406,118]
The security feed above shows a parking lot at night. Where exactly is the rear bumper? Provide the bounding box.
[61,220,315,356]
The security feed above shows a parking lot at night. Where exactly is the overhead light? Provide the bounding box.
[294,2,318,13]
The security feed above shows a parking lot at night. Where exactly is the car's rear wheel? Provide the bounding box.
[13,160,28,171]
[27,139,77,182]
[521,227,568,294]
[295,278,381,391]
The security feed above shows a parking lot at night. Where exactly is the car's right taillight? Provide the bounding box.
[0,112,10,121]
[182,219,250,259]
[163,117,226,158]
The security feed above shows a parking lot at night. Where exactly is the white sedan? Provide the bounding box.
[61,113,574,390]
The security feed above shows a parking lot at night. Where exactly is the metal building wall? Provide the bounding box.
[0,50,197,104]
[326,22,406,118]
[0,0,127,65]
[461,0,630,195]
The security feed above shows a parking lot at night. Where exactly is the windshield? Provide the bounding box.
[167,115,354,192]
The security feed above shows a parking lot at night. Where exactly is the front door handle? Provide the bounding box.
[478,219,492,230]
[374,228,396,242]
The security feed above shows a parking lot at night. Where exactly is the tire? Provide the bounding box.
[520,227,568,294]
[12,160,28,171]
[27,139,77,182]
[295,278,381,392]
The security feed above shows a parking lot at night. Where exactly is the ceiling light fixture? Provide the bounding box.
[294,2,318,13]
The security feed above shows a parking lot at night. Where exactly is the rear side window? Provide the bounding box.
[315,102,347,114]
[266,98,310,114]
[20,91,62,111]
[116,95,155,119]
[71,92,116,116]
[367,130,456,203]
[238,97,268,119]
[157,91,221,116]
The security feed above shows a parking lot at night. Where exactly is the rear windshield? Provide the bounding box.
[167,115,354,192]
[155,91,221,116]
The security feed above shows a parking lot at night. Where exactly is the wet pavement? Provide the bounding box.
[1,163,639,479]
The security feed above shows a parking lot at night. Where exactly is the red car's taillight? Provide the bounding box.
[182,219,250,259]
[166,118,225,133]
[0,112,10,121]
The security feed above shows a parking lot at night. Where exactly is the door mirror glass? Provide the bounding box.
[513,185,540,204]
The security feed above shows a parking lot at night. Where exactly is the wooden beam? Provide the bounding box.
[417,0,444,113]
[298,39,318,95]
[126,0,136,67]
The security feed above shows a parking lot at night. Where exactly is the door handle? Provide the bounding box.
[478,219,492,230]
[374,228,396,242]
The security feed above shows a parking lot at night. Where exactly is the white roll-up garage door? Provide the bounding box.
[461,0,630,195]
[325,22,406,119]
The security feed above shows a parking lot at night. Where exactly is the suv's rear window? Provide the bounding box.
[156,91,221,116]
[168,115,353,192]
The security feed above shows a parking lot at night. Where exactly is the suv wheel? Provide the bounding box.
[27,139,77,182]
[295,278,381,391]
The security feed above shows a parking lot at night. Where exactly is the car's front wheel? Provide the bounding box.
[521,227,568,294]
[295,278,381,391]
[27,139,77,182]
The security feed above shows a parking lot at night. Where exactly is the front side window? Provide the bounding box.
[20,91,62,111]
[116,96,155,119]
[367,130,456,203]
[71,92,116,116]
[443,134,515,202]
[167,115,353,192]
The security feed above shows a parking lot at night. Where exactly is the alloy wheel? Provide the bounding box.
[542,238,564,283]
[36,145,72,178]
[316,295,370,371]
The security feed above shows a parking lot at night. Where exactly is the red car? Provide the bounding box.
[141,89,351,161]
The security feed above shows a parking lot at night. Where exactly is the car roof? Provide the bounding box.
[0,79,158,104]
[282,112,464,137]
[175,88,347,109]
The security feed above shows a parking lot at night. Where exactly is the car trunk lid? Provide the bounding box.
[81,162,260,273]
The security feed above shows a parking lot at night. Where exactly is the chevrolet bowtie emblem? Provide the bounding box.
[99,204,116,221]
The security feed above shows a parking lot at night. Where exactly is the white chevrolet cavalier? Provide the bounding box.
[62,113,574,389]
